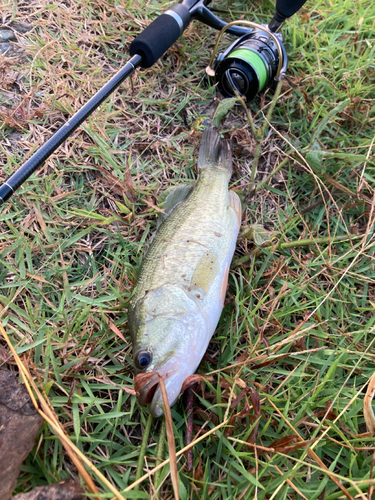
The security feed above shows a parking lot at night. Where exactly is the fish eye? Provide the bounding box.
[135,351,152,370]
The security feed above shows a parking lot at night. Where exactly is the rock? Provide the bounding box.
[0,42,26,60]
[0,29,15,42]
[8,131,24,143]
[9,22,33,34]
[1,42,10,54]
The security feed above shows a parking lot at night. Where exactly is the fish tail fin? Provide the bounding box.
[198,128,232,177]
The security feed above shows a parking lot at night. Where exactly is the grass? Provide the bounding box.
[0,0,375,498]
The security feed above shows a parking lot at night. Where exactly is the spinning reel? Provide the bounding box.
[0,0,307,204]
[206,21,287,101]
[205,0,308,101]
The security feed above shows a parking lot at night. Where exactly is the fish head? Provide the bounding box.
[131,286,208,417]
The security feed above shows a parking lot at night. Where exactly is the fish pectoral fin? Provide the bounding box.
[228,190,242,227]
[157,184,194,229]
[189,250,220,295]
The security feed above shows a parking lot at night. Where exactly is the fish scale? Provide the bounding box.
[134,173,232,299]
[129,129,241,417]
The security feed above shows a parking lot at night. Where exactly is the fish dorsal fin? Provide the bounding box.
[157,184,194,229]
[189,250,220,295]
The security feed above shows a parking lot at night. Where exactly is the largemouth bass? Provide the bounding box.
[129,129,241,417]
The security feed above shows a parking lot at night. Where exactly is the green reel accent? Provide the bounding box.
[228,49,267,92]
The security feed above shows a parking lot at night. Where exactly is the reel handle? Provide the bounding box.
[129,4,191,68]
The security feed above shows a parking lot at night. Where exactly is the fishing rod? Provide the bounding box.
[0,0,307,205]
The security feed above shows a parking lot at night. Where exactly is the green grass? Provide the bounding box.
[1,0,375,498]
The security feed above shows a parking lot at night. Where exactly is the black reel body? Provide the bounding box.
[208,23,287,101]
[214,29,283,101]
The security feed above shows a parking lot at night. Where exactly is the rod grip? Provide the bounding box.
[129,4,191,68]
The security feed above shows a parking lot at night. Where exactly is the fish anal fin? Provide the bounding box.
[189,251,220,294]
[229,190,242,227]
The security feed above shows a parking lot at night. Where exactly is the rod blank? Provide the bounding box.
[0,54,142,205]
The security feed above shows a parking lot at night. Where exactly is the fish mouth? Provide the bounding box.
[137,373,160,406]
[136,367,182,417]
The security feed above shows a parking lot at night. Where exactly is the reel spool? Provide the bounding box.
[206,21,288,101]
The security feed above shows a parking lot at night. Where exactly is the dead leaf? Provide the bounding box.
[270,435,317,455]
[0,59,19,90]
[13,478,85,499]
[250,388,260,416]
[296,400,338,427]
[0,370,44,500]
[108,321,127,343]
[0,346,11,363]
[25,272,52,285]
[270,435,299,450]
[93,164,135,203]
[292,337,306,352]
[252,352,293,370]
[240,224,273,246]
[181,374,214,393]
[247,414,260,444]
[195,408,219,426]
[230,388,250,409]
[193,453,204,482]
[364,372,375,436]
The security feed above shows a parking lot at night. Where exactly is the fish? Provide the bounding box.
[129,128,241,417]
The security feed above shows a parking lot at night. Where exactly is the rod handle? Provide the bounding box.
[129,4,191,68]
[275,0,308,20]
[269,0,308,32]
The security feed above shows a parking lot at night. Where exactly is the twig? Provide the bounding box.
[236,92,257,137]
[233,234,363,266]
[245,81,284,194]
[262,81,284,133]
[185,385,196,473]
[158,374,179,500]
